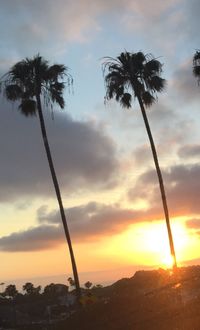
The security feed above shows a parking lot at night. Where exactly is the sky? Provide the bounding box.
[0,0,200,288]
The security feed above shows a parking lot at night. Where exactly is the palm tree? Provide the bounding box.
[22,282,41,295]
[103,51,177,269]
[0,55,81,299]
[193,50,200,83]
[4,284,18,298]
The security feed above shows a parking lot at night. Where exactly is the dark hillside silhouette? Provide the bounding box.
[59,266,200,330]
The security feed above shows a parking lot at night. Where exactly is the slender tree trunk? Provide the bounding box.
[36,93,81,299]
[137,95,177,270]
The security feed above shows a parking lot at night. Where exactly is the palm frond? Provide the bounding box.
[120,93,132,108]
[142,91,156,107]
[19,99,37,116]
[193,51,200,80]
[193,65,200,78]
[145,59,163,75]
[0,54,70,115]
[4,84,22,101]
[8,61,31,84]
[193,50,200,63]
[131,52,146,70]
[46,64,67,80]
[102,50,165,110]
[147,76,166,92]
[49,87,65,109]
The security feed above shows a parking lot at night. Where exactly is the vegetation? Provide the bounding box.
[84,281,93,289]
[103,51,177,269]
[0,267,197,329]
[22,282,41,296]
[1,49,200,328]
[54,266,200,330]
[0,55,81,299]
[3,284,18,298]
[193,50,200,83]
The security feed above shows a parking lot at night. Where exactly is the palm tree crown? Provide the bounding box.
[103,51,166,108]
[193,50,200,83]
[1,54,72,116]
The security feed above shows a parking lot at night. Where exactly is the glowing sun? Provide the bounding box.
[120,220,190,268]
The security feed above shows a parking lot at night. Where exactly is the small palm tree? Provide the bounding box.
[103,51,177,269]
[0,55,81,299]
[4,284,18,298]
[193,50,200,83]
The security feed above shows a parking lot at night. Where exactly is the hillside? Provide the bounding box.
[58,266,200,330]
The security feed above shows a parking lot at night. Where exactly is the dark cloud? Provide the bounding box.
[147,102,177,124]
[171,60,199,103]
[0,225,64,252]
[129,163,200,216]
[132,145,152,166]
[0,103,119,203]
[38,202,150,238]
[130,104,193,170]
[0,201,162,252]
[178,144,200,159]
[5,159,200,252]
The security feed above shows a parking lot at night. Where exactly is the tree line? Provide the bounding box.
[0,279,100,299]
[0,50,200,303]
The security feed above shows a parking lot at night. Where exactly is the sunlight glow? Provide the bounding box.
[162,254,174,269]
[138,221,189,267]
[109,219,191,269]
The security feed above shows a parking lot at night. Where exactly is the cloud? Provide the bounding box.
[0,0,184,63]
[4,158,200,252]
[0,104,119,203]
[186,218,200,229]
[0,201,162,252]
[178,144,200,159]
[0,225,64,252]
[120,0,181,26]
[132,144,152,166]
[165,165,200,215]
[131,105,184,168]
[184,0,200,45]
[38,202,143,238]
[170,59,199,104]
[0,0,103,59]
[0,0,197,67]
[40,200,163,241]
[120,0,183,56]
[147,102,176,124]
[129,163,200,216]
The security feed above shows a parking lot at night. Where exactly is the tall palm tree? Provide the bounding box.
[193,50,200,83]
[0,55,81,298]
[103,51,177,269]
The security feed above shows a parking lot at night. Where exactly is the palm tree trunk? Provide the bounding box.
[36,93,81,299]
[137,95,177,269]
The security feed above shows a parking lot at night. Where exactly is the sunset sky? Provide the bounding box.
[0,0,200,288]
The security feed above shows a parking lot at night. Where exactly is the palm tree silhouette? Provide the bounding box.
[103,51,177,269]
[193,50,200,83]
[0,54,81,298]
